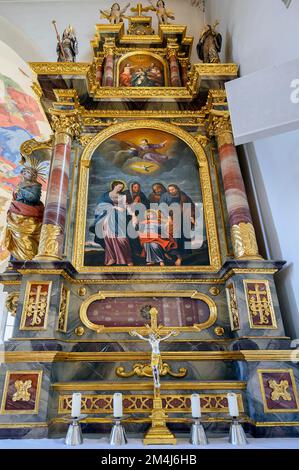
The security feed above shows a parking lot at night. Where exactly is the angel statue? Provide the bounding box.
[2,159,47,263]
[147,0,175,24]
[130,329,178,388]
[197,21,222,63]
[100,2,130,24]
[53,21,78,62]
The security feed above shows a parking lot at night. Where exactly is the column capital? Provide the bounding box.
[103,38,116,57]
[50,111,82,139]
[178,57,189,67]
[207,111,234,146]
[167,47,179,59]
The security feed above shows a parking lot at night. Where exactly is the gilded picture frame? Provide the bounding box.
[73,120,221,273]
[79,290,217,333]
[116,50,169,87]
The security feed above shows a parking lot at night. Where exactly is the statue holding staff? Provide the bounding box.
[197,20,222,63]
[53,21,78,62]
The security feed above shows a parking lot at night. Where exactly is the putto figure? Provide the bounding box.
[2,159,47,262]
[53,21,78,62]
[100,2,131,24]
[197,21,222,63]
[148,0,175,24]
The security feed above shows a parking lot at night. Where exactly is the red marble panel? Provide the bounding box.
[260,371,299,411]
[86,297,211,328]
[1,371,42,413]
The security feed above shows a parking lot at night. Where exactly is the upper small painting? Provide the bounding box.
[118,52,167,87]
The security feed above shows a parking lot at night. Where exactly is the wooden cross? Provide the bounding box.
[131,2,153,16]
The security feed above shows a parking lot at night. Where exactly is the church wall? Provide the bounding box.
[206,0,299,337]
[0,0,204,64]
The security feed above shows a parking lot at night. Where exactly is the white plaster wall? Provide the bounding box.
[0,1,204,63]
[206,0,299,337]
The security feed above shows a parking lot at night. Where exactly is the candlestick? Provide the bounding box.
[71,393,82,418]
[227,393,239,417]
[191,394,201,418]
[113,393,123,418]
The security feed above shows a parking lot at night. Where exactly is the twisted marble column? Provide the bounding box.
[167,48,182,87]
[212,116,261,260]
[35,112,80,261]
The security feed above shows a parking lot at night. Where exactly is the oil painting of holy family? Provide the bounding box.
[118,53,166,87]
[84,128,210,268]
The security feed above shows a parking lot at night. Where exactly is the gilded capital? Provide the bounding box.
[103,38,116,57]
[208,113,234,147]
[51,112,82,139]
[167,47,179,59]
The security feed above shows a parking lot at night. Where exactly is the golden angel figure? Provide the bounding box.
[2,158,47,262]
[148,0,175,24]
[100,2,131,24]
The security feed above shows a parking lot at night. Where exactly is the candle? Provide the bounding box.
[113,393,123,418]
[71,393,82,418]
[191,394,201,418]
[227,393,239,417]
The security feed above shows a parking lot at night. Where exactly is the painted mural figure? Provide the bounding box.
[2,162,45,261]
[146,63,164,86]
[138,210,177,266]
[127,139,169,164]
[92,180,133,266]
[56,25,78,62]
[148,0,175,24]
[120,62,164,87]
[160,184,195,259]
[100,2,131,24]
[197,21,222,63]
[124,181,149,206]
[148,183,167,203]
[120,63,135,87]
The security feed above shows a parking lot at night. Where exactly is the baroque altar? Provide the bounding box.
[0,4,299,440]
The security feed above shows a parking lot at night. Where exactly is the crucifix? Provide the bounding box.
[130,307,178,389]
[130,307,178,445]
[131,2,153,16]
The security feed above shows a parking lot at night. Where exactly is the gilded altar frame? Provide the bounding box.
[116,51,169,87]
[73,120,221,273]
[79,290,217,333]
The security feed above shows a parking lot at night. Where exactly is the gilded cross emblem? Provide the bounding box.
[268,379,292,402]
[26,285,48,326]
[131,2,153,16]
[248,284,271,325]
[12,380,32,402]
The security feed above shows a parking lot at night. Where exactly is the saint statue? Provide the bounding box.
[100,3,131,24]
[147,0,175,24]
[197,21,222,63]
[2,159,47,262]
[54,23,78,62]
